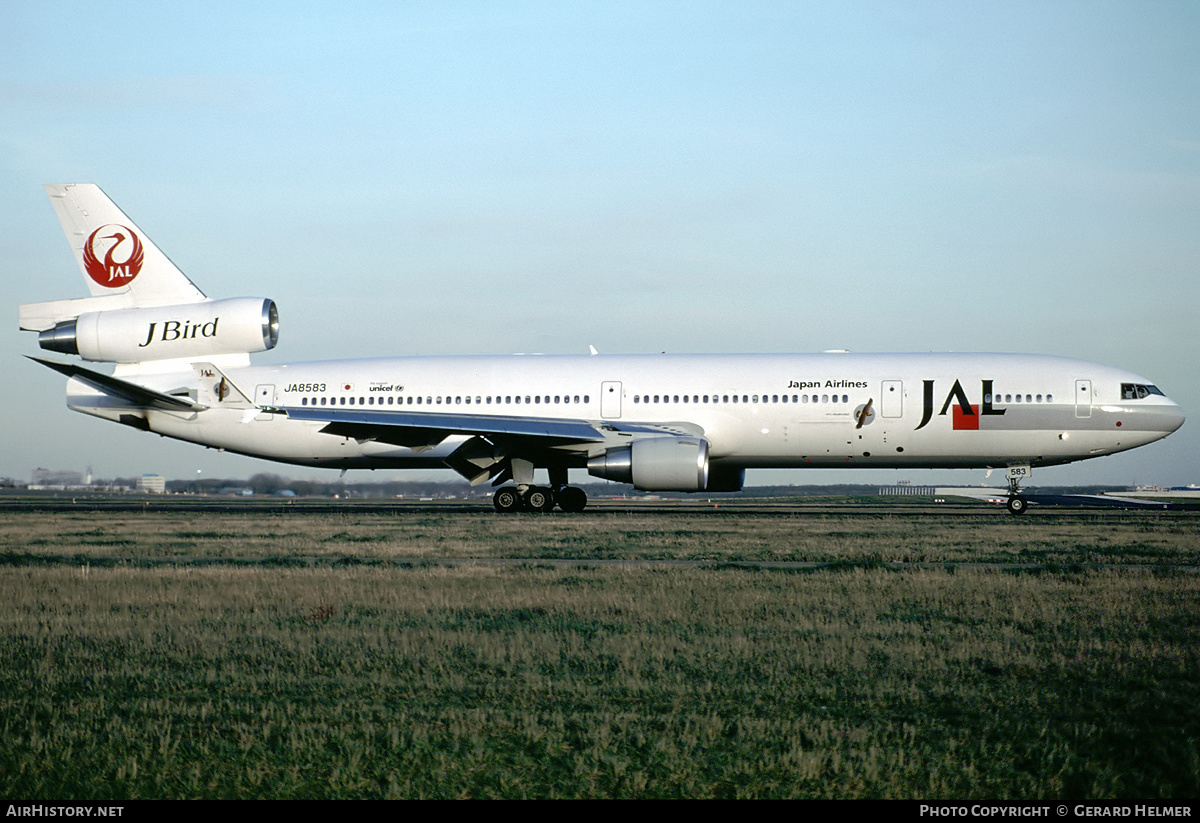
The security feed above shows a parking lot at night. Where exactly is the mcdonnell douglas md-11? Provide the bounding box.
[19,185,1185,513]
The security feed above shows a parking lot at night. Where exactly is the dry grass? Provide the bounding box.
[2,506,1198,565]
[1,505,1197,798]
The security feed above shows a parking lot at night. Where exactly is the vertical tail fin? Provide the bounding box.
[44,184,206,305]
[23,184,277,368]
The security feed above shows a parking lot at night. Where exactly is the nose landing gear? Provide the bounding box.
[1005,464,1030,515]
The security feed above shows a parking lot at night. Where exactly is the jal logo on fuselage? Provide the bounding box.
[916,379,1006,431]
[83,224,145,288]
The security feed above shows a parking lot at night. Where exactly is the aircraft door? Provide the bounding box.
[601,381,622,419]
[255,384,276,421]
[1075,379,1092,418]
[880,380,903,418]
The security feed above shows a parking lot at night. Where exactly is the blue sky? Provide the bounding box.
[3,1,1197,487]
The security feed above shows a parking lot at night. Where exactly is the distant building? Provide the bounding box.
[30,468,84,489]
[878,485,936,496]
[137,474,166,494]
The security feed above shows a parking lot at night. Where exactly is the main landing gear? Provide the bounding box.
[492,485,588,513]
[1005,464,1030,515]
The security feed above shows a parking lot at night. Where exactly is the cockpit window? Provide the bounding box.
[1121,383,1165,400]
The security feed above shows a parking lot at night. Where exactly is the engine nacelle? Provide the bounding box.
[38,298,279,363]
[587,436,710,492]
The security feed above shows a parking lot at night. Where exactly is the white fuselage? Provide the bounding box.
[67,351,1185,475]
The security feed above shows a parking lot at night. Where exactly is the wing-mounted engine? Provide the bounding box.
[587,436,711,491]
[31,297,279,363]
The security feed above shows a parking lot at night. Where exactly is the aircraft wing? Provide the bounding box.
[282,406,704,451]
[27,356,205,411]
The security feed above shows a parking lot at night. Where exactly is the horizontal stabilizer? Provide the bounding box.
[27,356,203,411]
[20,295,138,332]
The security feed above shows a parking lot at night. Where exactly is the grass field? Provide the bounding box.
[1,501,1197,798]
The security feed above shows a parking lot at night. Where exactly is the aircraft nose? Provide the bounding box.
[1164,401,1186,434]
[1146,399,1186,436]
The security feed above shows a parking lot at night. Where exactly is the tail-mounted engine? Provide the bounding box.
[36,297,279,363]
[588,436,711,491]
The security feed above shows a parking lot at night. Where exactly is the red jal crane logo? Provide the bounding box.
[83,224,144,287]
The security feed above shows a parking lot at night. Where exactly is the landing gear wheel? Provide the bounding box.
[493,486,523,513]
[524,486,555,513]
[555,486,587,513]
[1006,495,1027,515]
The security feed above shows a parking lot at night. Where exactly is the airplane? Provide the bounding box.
[19,184,1185,514]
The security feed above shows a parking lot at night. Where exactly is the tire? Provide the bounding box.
[1006,495,1027,515]
[493,486,523,513]
[556,486,587,513]
[524,486,554,513]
